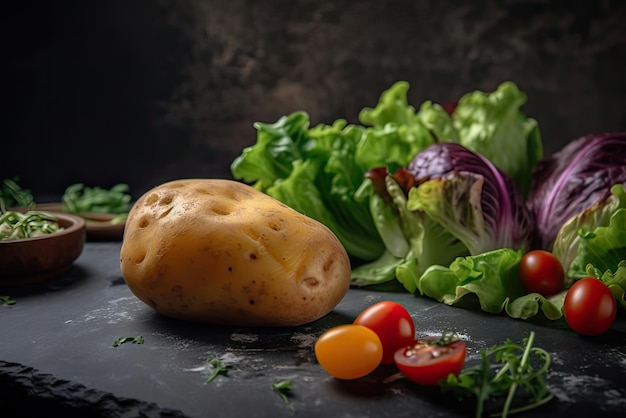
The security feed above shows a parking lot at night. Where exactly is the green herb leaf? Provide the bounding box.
[0,295,16,306]
[423,331,459,346]
[205,358,230,383]
[0,177,35,210]
[112,336,144,347]
[439,331,553,418]
[62,183,132,215]
[272,380,295,411]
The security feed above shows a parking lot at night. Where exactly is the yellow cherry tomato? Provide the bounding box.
[314,324,383,380]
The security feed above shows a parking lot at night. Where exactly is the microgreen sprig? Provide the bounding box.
[440,331,553,418]
[112,336,145,347]
[205,358,230,383]
[272,380,295,412]
[424,331,460,346]
[1,295,16,306]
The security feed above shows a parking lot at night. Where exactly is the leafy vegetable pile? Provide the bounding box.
[231,81,626,321]
[231,81,626,319]
[62,183,131,216]
[0,178,132,228]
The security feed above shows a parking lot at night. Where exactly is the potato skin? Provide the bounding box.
[120,179,351,327]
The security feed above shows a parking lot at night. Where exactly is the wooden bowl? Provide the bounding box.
[0,212,86,286]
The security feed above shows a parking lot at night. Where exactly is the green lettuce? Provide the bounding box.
[232,113,385,261]
[355,81,437,170]
[231,82,440,261]
[553,184,626,282]
[231,80,557,320]
[453,81,543,197]
[412,184,626,320]
[351,175,467,293]
[587,262,626,309]
[416,248,564,320]
[556,184,626,308]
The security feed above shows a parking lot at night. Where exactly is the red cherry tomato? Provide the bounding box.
[518,250,565,295]
[354,301,415,364]
[563,277,617,336]
[314,324,383,380]
[394,336,466,386]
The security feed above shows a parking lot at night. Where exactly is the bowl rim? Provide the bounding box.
[0,211,86,244]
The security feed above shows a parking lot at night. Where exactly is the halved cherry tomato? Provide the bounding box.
[314,324,383,380]
[518,250,565,296]
[354,301,415,364]
[394,336,466,386]
[563,277,616,336]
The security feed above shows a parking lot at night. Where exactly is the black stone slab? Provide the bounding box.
[1,243,625,417]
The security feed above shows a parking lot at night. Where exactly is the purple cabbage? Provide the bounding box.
[528,132,626,250]
[401,142,535,253]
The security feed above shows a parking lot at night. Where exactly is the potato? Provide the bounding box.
[120,179,351,327]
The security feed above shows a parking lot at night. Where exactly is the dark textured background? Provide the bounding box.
[3,0,626,200]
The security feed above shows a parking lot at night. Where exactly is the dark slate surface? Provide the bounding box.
[1,242,625,417]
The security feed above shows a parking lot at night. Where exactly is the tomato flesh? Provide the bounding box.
[315,324,383,380]
[394,337,466,386]
[354,301,415,364]
[518,250,565,296]
[563,277,616,336]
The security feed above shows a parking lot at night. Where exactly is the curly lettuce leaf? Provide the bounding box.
[356,81,436,170]
[569,208,626,278]
[231,112,309,190]
[504,291,565,320]
[231,112,385,261]
[416,100,460,143]
[416,248,564,320]
[452,81,543,197]
[586,262,626,309]
[358,81,419,128]
[354,123,434,172]
[553,184,626,284]
[417,248,524,314]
